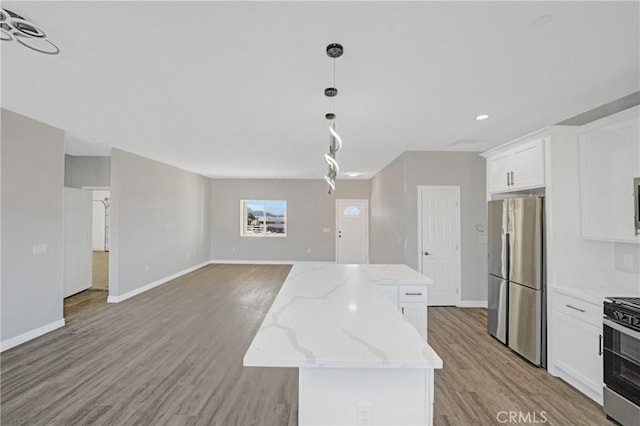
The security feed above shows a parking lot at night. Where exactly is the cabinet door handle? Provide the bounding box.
[405,292,423,296]
[507,172,510,186]
[510,171,515,186]
[599,334,603,356]
[565,304,585,313]
[401,306,405,315]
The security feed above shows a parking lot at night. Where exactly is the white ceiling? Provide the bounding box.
[2,1,639,179]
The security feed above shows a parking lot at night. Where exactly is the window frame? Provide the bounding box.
[240,199,287,238]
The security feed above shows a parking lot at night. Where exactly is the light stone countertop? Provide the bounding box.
[552,285,640,306]
[243,262,443,369]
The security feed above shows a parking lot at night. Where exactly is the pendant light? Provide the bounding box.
[324,43,344,194]
[0,8,60,55]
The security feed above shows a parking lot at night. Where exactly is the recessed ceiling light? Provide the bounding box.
[476,114,489,121]
[345,172,361,177]
[531,14,553,29]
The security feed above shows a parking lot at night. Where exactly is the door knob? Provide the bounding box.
[424,251,430,256]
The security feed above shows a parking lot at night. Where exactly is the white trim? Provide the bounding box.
[107,261,210,303]
[457,300,488,308]
[417,185,462,307]
[335,199,369,264]
[0,318,65,352]
[210,259,331,265]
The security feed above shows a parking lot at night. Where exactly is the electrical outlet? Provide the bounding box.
[231,247,236,253]
[145,264,150,272]
[357,403,372,425]
[307,248,311,253]
[32,243,48,255]
[623,254,634,268]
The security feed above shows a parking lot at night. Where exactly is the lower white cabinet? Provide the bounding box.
[549,291,603,404]
[400,302,427,339]
[379,284,428,340]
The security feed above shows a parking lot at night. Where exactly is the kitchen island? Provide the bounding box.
[243,263,443,425]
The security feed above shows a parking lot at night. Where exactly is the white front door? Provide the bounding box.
[336,199,369,264]
[419,186,461,306]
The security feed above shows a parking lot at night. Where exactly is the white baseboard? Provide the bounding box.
[457,300,488,308]
[107,261,210,303]
[0,318,66,352]
[210,259,331,265]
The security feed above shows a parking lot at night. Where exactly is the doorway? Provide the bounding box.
[335,199,369,264]
[418,186,461,306]
[90,189,110,290]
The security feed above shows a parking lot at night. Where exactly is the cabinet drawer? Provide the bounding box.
[399,285,427,303]
[554,293,602,327]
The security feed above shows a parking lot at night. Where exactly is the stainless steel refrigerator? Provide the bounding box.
[487,197,545,367]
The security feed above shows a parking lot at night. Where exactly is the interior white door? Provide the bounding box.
[64,188,93,298]
[336,199,369,264]
[419,186,461,306]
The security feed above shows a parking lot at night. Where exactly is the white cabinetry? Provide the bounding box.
[379,284,428,340]
[579,107,640,243]
[485,138,546,193]
[549,290,603,404]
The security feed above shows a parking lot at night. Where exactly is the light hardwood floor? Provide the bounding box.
[428,307,610,425]
[1,264,610,425]
[92,251,109,290]
[63,289,108,318]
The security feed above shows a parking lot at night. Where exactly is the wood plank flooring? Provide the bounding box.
[63,289,108,318]
[2,265,611,425]
[92,251,109,290]
[1,264,296,426]
[429,307,610,426]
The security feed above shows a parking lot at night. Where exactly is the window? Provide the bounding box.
[241,200,287,237]
[343,205,361,216]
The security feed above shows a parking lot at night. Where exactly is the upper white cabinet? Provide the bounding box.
[485,137,546,193]
[579,107,640,243]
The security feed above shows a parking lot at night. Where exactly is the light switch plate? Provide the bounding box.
[623,254,634,268]
[32,243,48,255]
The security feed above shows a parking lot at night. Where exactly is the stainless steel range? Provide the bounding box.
[603,297,640,426]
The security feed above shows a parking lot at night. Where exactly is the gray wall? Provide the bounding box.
[64,154,111,188]
[404,152,488,301]
[1,109,65,342]
[210,179,370,261]
[370,154,406,264]
[109,149,211,297]
[369,151,488,302]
